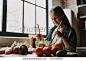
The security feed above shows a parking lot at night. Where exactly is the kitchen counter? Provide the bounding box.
[67,52,86,57]
[0,46,86,57]
[0,52,86,57]
[0,53,37,57]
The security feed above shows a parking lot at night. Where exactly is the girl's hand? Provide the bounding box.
[54,31,63,38]
[36,34,44,41]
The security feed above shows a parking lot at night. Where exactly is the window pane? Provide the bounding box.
[24,2,35,34]
[0,0,2,31]
[7,0,23,33]
[25,0,35,4]
[36,7,46,35]
[36,0,46,8]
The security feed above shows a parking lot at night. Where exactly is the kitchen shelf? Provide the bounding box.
[78,4,86,8]
[79,18,86,46]
[76,47,86,49]
[79,15,86,19]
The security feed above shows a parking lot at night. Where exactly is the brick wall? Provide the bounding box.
[62,0,77,13]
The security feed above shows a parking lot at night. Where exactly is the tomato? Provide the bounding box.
[49,46,52,49]
[43,47,52,56]
[51,47,58,56]
[13,46,20,54]
[55,43,63,50]
[35,47,43,56]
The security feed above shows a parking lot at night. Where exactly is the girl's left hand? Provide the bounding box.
[54,31,63,38]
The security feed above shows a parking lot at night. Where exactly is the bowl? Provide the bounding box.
[35,40,50,48]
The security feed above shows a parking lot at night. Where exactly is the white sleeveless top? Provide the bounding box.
[51,27,63,45]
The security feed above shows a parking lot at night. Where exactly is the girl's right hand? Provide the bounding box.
[36,34,44,41]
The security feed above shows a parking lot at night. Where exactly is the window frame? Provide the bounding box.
[0,0,48,37]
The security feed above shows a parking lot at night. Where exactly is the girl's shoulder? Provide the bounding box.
[62,25,75,33]
[62,25,76,36]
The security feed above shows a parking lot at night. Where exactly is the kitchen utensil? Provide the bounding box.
[37,24,41,41]
[49,21,62,45]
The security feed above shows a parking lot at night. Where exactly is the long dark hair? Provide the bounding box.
[53,6,71,27]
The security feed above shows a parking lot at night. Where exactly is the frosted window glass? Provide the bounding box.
[36,0,46,8]
[0,0,2,31]
[7,0,23,33]
[36,7,46,35]
[25,0,35,4]
[24,2,35,34]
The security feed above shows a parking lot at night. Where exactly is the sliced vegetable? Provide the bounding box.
[28,48,34,54]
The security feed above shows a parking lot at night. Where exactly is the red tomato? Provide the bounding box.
[13,46,20,54]
[35,47,43,56]
[51,47,58,56]
[48,46,52,49]
[43,47,52,56]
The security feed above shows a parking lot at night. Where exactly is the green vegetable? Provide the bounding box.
[11,41,17,49]
[56,50,67,57]
[37,40,50,47]
[45,41,49,46]
[24,41,32,48]
[11,41,32,49]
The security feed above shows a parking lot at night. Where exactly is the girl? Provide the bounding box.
[36,6,77,52]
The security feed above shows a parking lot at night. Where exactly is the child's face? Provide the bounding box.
[50,12,62,26]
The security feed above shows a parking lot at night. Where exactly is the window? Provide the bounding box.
[7,0,23,33]
[0,0,48,37]
[24,0,47,35]
[0,0,2,31]
[24,2,35,34]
